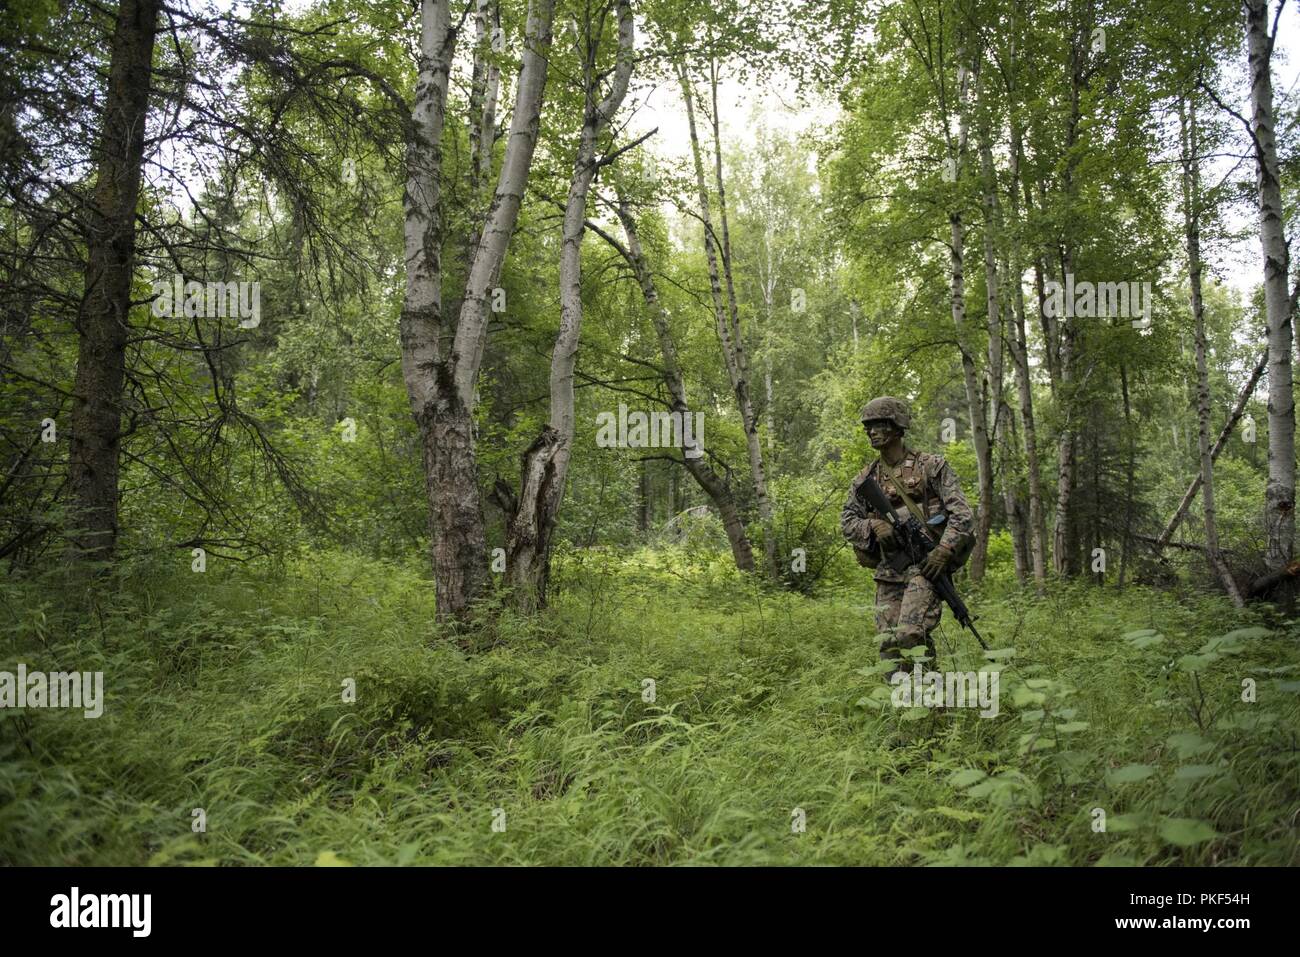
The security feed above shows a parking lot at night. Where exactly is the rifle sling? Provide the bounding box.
[879,460,942,545]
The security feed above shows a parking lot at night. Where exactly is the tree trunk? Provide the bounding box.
[607,194,757,571]
[1156,350,1267,548]
[707,57,777,577]
[464,0,502,265]
[978,87,1018,578]
[67,0,162,562]
[1181,96,1245,606]
[427,400,489,619]
[399,0,555,623]
[1052,11,1093,578]
[400,0,457,614]
[998,400,1028,583]
[1245,0,1295,575]
[1052,289,1077,576]
[638,460,650,533]
[467,0,501,199]
[1118,364,1136,587]
[759,220,778,454]
[677,60,773,578]
[1007,111,1048,592]
[505,0,632,612]
[945,50,993,581]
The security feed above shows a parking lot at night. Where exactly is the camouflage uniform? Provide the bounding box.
[841,439,975,672]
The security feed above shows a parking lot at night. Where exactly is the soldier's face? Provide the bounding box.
[864,420,900,448]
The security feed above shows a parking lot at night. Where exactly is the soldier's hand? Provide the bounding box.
[868,518,895,547]
[921,544,953,581]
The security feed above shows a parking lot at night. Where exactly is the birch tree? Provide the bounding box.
[1180,95,1243,605]
[606,191,759,571]
[500,0,635,612]
[1243,0,1295,577]
[939,38,994,582]
[399,0,556,623]
[676,58,778,579]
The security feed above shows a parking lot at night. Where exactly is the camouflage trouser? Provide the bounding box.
[874,571,943,672]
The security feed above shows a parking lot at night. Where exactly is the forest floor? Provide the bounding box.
[2,547,1298,866]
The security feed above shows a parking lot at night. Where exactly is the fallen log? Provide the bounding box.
[1133,533,1240,554]
[1247,560,1300,599]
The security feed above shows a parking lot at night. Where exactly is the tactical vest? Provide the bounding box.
[868,450,974,568]
[871,452,933,523]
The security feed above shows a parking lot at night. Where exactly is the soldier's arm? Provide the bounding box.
[931,457,974,551]
[841,479,876,548]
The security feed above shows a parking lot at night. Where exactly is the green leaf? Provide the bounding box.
[1055,721,1090,733]
[1104,812,1149,833]
[1106,763,1156,786]
[395,842,420,866]
[1220,626,1272,642]
[1158,818,1218,847]
[1010,844,1068,866]
[1121,628,1158,640]
[1011,685,1047,707]
[1197,635,1246,655]
[1253,664,1299,675]
[931,805,983,822]
[948,768,988,788]
[1095,853,1141,866]
[1123,629,1164,650]
[1172,764,1223,783]
[1166,732,1214,758]
[1177,653,1217,672]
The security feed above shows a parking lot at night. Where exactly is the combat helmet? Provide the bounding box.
[859,395,911,431]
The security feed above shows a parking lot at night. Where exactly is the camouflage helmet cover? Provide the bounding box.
[859,396,911,430]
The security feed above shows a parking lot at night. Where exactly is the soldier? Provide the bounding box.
[841,396,975,676]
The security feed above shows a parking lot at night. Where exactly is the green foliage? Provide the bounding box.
[2,549,1295,865]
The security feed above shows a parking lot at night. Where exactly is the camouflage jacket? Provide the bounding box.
[840,447,975,582]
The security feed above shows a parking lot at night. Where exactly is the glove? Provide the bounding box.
[921,544,953,581]
[867,517,895,548]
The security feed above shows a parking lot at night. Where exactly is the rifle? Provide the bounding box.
[855,472,988,650]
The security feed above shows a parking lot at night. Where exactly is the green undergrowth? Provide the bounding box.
[1,548,1297,865]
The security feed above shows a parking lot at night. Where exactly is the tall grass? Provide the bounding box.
[1,548,1296,865]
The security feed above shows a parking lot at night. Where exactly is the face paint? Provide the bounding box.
[865,420,899,449]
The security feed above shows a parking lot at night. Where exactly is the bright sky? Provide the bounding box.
[624,69,832,167]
